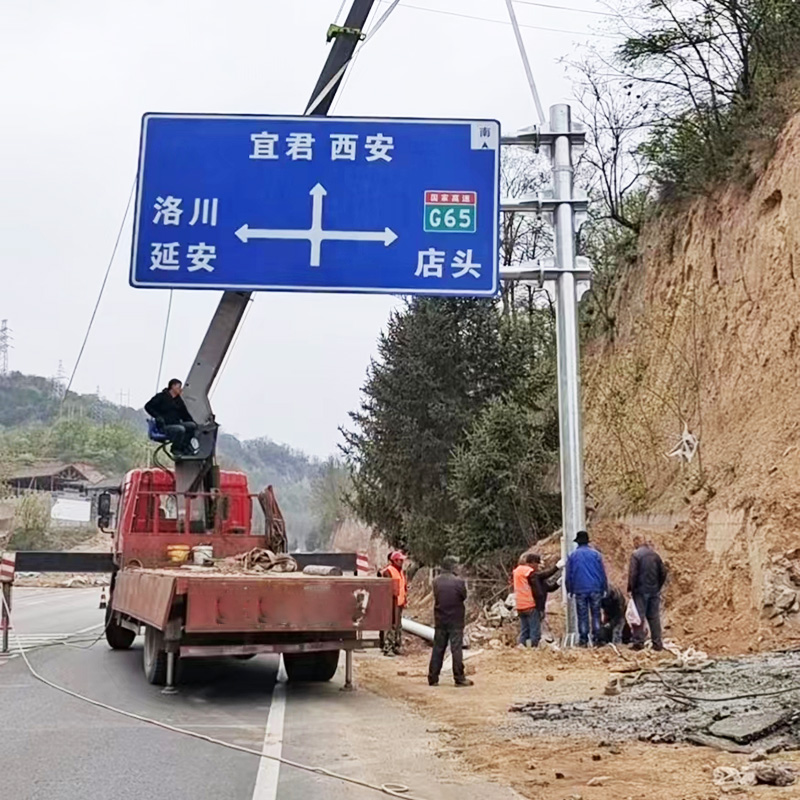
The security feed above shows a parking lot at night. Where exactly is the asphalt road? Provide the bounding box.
[0,588,517,800]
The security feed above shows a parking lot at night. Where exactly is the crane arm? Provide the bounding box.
[173,0,379,502]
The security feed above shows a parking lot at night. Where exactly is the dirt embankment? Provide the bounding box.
[580,111,800,653]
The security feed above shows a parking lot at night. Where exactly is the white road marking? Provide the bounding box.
[251,660,288,800]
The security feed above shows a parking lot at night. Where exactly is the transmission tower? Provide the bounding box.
[0,320,11,375]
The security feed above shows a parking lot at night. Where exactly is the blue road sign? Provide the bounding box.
[130,114,500,296]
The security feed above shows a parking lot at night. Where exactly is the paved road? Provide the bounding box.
[0,588,517,800]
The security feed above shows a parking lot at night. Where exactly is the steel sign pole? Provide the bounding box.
[550,104,586,644]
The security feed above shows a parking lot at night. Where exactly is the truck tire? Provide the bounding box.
[284,650,340,683]
[104,605,135,650]
[143,625,169,686]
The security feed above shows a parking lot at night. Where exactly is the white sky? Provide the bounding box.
[0,0,617,458]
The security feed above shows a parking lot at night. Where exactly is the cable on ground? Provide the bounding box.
[1,592,427,799]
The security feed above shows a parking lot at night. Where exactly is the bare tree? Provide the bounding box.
[499,147,553,318]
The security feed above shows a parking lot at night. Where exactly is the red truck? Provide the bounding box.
[101,467,392,688]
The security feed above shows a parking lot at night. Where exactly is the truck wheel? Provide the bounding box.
[284,650,340,682]
[105,605,135,650]
[143,625,169,686]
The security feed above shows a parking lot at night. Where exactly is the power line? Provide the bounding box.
[398,1,620,38]
[513,0,636,20]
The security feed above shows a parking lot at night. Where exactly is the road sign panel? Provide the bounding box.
[130,114,500,296]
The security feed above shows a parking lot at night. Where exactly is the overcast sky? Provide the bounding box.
[1,0,617,458]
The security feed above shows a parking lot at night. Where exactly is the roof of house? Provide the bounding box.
[5,461,106,485]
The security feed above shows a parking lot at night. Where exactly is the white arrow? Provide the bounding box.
[235,183,398,267]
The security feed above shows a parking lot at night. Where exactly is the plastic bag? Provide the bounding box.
[625,597,642,626]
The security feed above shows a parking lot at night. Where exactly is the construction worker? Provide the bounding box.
[565,530,608,647]
[628,535,667,651]
[428,555,473,687]
[512,553,538,647]
[598,584,626,645]
[145,379,197,455]
[381,550,407,657]
[529,554,561,647]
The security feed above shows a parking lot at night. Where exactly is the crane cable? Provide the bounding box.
[1,592,425,799]
[154,290,174,393]
[60,179,136,411]
[504,0,546,125]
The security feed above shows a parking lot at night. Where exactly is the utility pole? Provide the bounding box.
[500,104,589,644]
[0,320,11,376]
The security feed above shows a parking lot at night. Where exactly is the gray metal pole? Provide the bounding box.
[550,104,586,643]
[1,583,11,654]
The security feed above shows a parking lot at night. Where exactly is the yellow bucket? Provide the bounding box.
[166,544,191,564]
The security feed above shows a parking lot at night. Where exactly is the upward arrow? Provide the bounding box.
[310,183,327,233]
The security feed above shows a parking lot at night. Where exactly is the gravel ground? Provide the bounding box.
[508,649,800,751]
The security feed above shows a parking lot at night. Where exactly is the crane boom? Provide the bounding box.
[173,0,378,502]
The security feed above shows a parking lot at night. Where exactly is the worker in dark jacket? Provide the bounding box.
[565,529,608,647]
[628,536,667,651]
[598,584,627,645]
[528,554,560,647]
[428,556,473,687]
[145,379,197,455]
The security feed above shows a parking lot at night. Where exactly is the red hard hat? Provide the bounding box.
[390,550,407,563]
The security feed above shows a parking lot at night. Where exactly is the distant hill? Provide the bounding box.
[0,372,321,546]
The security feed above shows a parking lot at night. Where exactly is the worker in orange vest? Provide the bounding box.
[381,550,408,657]
[512,553,540,648]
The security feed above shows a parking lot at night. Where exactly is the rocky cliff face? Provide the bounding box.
[583,113,800,650]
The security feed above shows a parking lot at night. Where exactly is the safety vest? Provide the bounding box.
[385,564,407,608]
[513,564,536,611]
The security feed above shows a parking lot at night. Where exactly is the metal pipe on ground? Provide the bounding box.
[402,617,434,642]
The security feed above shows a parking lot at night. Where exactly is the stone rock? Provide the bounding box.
[503,592,517,610]
[708,710,790,744]
[587,776,610,786]
[749,763,795,786]
[775,585,797,612]
[546,674,555,681]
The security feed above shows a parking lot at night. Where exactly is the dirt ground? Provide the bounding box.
[356,645,800,800]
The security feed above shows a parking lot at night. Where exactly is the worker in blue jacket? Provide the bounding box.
[565,529,609,647]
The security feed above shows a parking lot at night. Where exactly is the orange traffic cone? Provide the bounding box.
[99,587,107,609]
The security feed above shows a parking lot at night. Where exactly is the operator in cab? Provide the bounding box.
[145,378,197,455]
